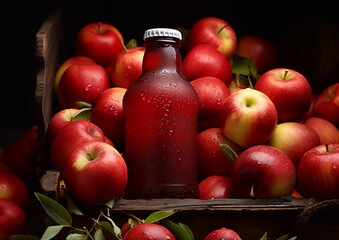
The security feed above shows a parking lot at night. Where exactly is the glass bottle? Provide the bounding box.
[123,28,199,199]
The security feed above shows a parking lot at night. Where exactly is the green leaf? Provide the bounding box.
[66,233,87,240]
[102,214,121,238]
[144,210,175,224]
[98,221,115,235]
[71,108,92,121]
[104,198,115,209]
[9,235,40,240]
[66,195,84,216]
[35,192,72,226]
[276,233,297,240]
[126,38,138,49]
[41,225,69,240]
[76,101,93,109]
[161,219,194,240]
[249,59,261,81]
[219,143,238,163]
[259,232,268,240]
[94,229,106,240]
[230,53,252,76]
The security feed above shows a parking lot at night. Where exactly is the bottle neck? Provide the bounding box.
[141,37,183,75]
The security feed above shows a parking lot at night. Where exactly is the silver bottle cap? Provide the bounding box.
[143,28,182,40]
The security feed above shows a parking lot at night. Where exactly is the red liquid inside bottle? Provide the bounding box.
[123,28,199,199]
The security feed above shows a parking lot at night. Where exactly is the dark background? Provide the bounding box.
[0,1,338,142]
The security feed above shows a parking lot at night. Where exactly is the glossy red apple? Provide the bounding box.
[236,35,278,74]
[90,87,126,149]
[1,127,37,180]
[56,64,110,109]
[107,46,145,88]
[199,175,232,200]
[46,108,80,143]
[267,122,321,168]
[63,141,127,205]
[301,94,318,121]
[190,77,231,130]
[313,83,339,127]
[304,117,339,144]
[230,145,296,199]
[203,227,242,240]
[74,22,124,67]
[197,128,243,179]
[184,17,237,59]
[123,223,175,240]
[54,56,96,93]
[297,143,339,199]
[183,44,233,85]
[0,172,30,209]
[254,68,312,122]
[220,88,278,148]
[0,199,27,239]
[49,120,105,172]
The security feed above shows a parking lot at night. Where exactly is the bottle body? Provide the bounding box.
[123,31,199,199]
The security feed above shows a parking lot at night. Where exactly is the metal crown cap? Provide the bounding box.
[143,28,182,40]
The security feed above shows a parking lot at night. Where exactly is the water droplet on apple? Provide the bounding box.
[332,163,337,170]
[85,84,92,92]
[257,161,261,165]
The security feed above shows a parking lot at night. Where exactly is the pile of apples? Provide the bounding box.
[48,16,339,208]
[0,126,37,239]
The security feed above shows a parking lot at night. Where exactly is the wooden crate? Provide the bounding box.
[34,9,339,240]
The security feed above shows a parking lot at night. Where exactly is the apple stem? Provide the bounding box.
[97,22,102,33]
[250,182,255,198]
[121,39,128,52]
[283,70,289,80]
[325,144,329,152]
[87,152,94,160]
[217,25,229,35]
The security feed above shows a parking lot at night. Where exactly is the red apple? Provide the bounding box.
[190,77,231,130]
[63,141,128,205]
[54,56,96,93]
[297,143,339,199]
[1,127,37,180]
[254,68,312,122]
[184,17,237,59]
[230,145,296,199]
[74,22,124,67]
[183,44,233,85]
[0,172,30,209]
[220,88,278,148]
[107,46,145,88]
[228,78,248,94]
[49,120,105,172]
[0,199,27,239]
[46,108,80,143]
[90,87,126,149]
[267,122,321,168]
[313,83,339,127]
[124,223,175,240]
[203,227,242,240]
[301,94,318,121]
[197,128,243,179]
[56,64,110,109]
[199,175,232,200]
[304,117,339,144]
[236,35,278,74]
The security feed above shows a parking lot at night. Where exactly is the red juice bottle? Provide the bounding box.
[123,28,199,199]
